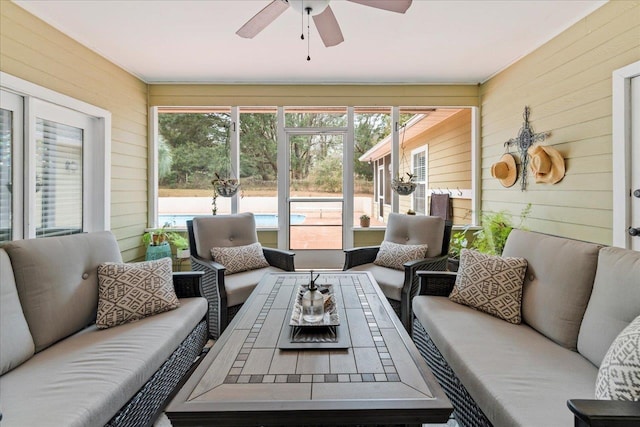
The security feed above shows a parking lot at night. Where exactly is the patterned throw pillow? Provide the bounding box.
[211,242,269,275]
[373,240,429,271]
[449,249,527,324]
[596,315,640,401]
[96,258,179,329]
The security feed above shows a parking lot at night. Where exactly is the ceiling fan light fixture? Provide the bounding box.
[289,0,330,16]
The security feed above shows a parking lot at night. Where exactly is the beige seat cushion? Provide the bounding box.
[502,229,601,350]
[0,297,207,427]
[224,266,284,307]
[348,263,404,301]
[578,247,640,367]
[413,296,598,427]
[0,249,35,375]
[4,231,123,352]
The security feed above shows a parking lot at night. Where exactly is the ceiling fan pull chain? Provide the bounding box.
[306,7,311,61]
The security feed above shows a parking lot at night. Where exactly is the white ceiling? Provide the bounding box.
[14,0,607,84]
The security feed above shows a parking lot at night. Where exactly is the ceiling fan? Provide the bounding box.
[236,0,413,48]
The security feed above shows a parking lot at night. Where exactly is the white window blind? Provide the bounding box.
[35,118,83,237]
[412,149,426,214]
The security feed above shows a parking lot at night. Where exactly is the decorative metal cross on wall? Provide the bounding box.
[504,106,550,191]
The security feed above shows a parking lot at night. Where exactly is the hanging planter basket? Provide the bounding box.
[391,175,417,196]
[213,178,240,197]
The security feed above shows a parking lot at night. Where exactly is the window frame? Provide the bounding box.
[411,145,428,215]
[0,72,111,240]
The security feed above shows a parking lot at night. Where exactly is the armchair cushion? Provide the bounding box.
[192,213,259,260]
[595,315,640,401]
[449,249,527,324]
[97,258,180,329]
[224,266,284,307]
[211,242,269,275]
[373,240,429,271]
[384,213,444,258]
[348,263,405,301]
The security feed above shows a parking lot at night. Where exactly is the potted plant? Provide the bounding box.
[359,214,371,227]
[142,223,170,247]
[391,172,417,196]
[168,232,190,258]
[406,209,416,215]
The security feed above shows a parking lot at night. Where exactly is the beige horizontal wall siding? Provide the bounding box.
[1,2,149,261]
[479,0,640,245]
[148,84,479,107]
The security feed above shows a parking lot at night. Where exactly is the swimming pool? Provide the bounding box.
[158,213,305,228]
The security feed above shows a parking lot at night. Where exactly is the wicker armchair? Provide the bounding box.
[187,213,295,339]
[343,214,452,330]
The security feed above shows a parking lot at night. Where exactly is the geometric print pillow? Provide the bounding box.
[96,257,179,329]
[211,242,269,275]
[449,249,527,324]
[596,315,640,401]
[373,240,429,271]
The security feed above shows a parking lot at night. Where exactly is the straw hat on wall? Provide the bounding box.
[491,153,517,188]
[527,145,565,184]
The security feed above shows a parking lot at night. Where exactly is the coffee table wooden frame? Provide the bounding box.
[167,272,452,426]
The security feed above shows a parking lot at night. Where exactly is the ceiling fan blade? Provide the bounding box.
[236,0,289,39]
[347,0,413,14]
[312,5,344,47]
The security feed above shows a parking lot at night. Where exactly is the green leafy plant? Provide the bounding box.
[167,232,189,250]
[471,204,531,256]
[448,229,470,260]
[142,223,171,247]
[360,214,370,220]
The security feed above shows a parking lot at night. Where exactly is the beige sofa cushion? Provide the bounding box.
[0,297,207,427]
[192,213,259,260]
[0,249,35,375]
[413,296,598,427]
[383,213,444,258]
[4,231,123,352]
[502,229,601,350]
[578,247,640,367]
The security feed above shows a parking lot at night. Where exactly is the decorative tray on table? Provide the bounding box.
[289,284,339,327]
[277,284,351,350]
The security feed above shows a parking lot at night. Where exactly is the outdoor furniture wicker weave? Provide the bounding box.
[187,213,295,339]
[0,231,209,427]
[411,229,640,427]
[343,214,452,330]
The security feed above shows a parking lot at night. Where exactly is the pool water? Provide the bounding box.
[158,213,305,228]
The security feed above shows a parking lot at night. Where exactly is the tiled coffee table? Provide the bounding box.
[167,272,452,426]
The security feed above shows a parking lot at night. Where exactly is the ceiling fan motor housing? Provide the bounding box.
[288,0,330,16]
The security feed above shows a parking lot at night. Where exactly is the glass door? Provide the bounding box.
[286,130,345,269]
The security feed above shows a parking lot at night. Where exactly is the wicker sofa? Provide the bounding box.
[0,231,209,427]
[412,229,640,427]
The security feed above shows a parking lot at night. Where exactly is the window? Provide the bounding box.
[0,73,110,242]
[412,147,427,215]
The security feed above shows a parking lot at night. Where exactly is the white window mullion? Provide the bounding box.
[24,96,37,238]
[0,90,24,241]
